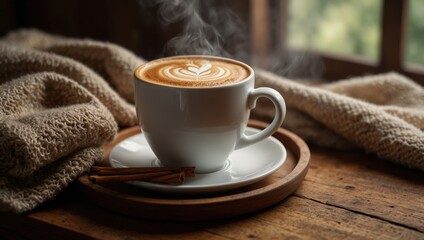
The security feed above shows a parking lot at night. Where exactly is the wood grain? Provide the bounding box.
[1,122,423,239]
[198,196,422,240]
[295,148,424,232]
[76,120,310,220]
[2,184,421,240]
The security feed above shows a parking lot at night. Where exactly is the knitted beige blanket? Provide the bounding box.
[1,29,423,213]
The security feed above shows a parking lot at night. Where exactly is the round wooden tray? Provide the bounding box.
[77,120,310,221]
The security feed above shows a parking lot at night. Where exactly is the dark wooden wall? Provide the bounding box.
[0,0,250,61]
[0,0,181,60]
[2,0,422,83]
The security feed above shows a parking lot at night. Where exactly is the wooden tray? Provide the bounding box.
[77,120,310,221]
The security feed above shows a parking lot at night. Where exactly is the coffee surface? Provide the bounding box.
[136,56,251,87]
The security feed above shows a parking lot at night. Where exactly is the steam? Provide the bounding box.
[138,0,322,79]
[139,0,248,62]
[265,49,323,79]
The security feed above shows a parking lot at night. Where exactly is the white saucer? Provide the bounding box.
[109,127,287,194]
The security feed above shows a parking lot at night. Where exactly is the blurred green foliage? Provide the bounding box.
[406,0,424,65]
[287,0,424,65]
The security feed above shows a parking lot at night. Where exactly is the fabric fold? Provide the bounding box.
[0,147,102,213]
[1,29,423,213]
[0,44,138,127]
[0,71,118,212]
[254,70,424,170]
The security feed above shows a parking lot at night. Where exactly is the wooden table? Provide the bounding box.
[1,147,423,239]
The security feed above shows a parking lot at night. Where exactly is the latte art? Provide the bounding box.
[162,63,231,81]
[136,56,251,87]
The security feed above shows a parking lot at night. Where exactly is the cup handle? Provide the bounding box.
[235,87,286,150]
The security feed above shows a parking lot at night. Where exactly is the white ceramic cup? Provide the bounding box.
[134,55,286,173]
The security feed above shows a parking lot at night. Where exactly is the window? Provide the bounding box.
[251,0,424,84]
[287,0,382,61]
[405,0,424,66]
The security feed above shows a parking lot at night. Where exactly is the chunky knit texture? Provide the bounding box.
[0,29,143,213]
[0,29,423,213]
[254,70,424,170]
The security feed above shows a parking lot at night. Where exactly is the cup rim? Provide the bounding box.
[134,55,254,89]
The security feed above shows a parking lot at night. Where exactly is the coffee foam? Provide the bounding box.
[136,56,251,87]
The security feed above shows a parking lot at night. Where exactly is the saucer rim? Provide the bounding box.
[77,120,311,221]
[109,127,287,193]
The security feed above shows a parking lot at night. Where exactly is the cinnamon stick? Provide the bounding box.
[91,166,195,176]
[147,172,186,184]
[88,171,174,183]
[182,167,196,177]
[88,166,195,184]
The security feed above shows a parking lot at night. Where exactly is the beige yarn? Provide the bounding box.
[0,29,143,213]
[0,29,423,213]
[1,30,144,127]
[254,70,424,169]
